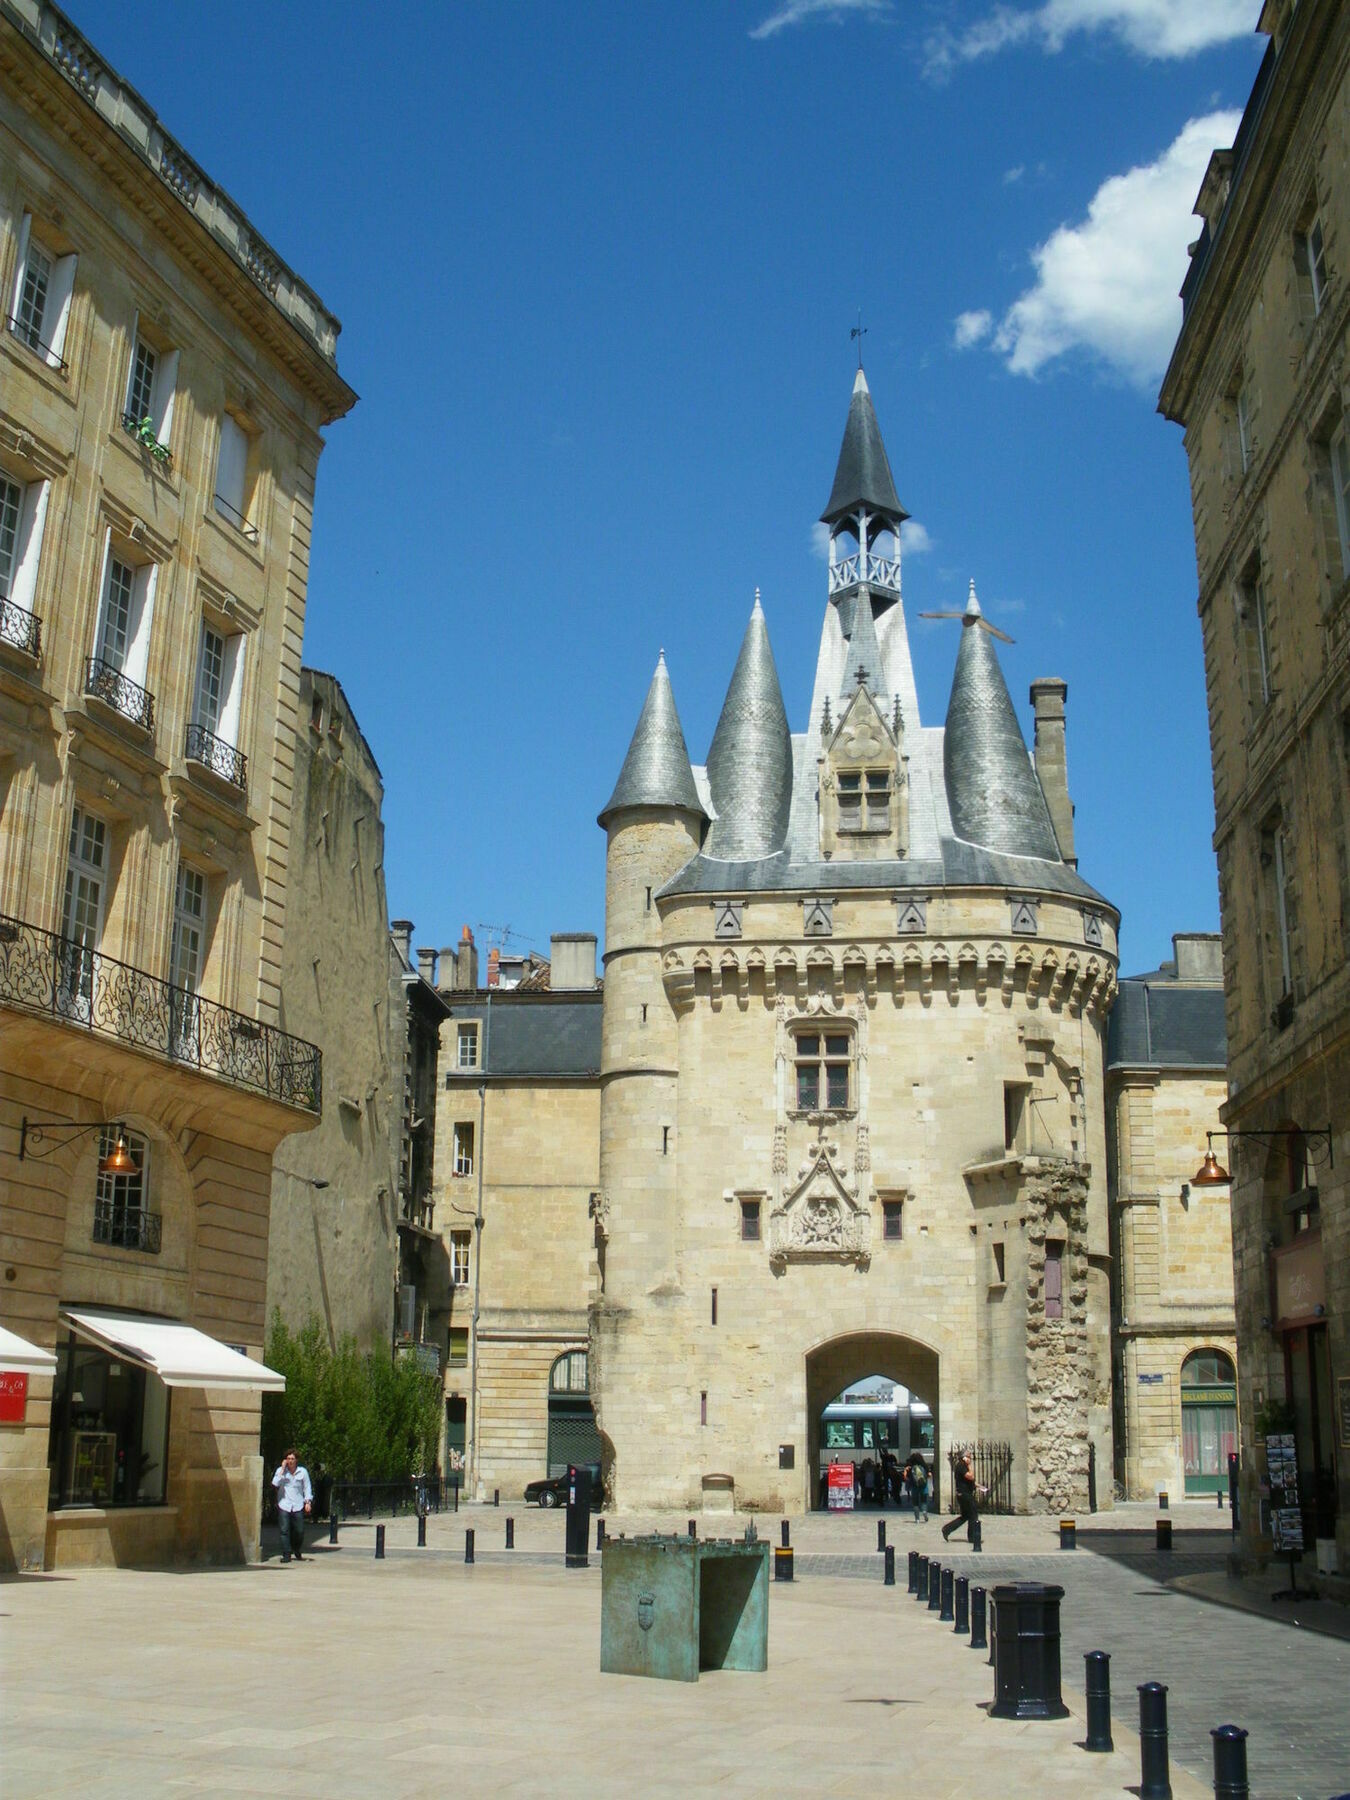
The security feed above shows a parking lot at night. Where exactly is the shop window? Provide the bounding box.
[47,1332,170,1507]
[793,1026,852,1111]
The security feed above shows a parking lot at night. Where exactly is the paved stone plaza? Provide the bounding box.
[3,1502,1347,1799]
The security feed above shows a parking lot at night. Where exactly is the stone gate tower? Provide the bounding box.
[592,371,1119,1514]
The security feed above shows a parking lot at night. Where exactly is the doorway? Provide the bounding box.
[805,1332,939,1511]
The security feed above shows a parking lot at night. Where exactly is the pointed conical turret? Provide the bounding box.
[598,653,707,827]
[943,582,1061,860]
[704,593,792,861]
[821,367,909,527]
[838,589,885,702]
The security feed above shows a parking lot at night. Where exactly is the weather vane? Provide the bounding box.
[851,310,867,367]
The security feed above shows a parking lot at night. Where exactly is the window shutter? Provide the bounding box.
[10,478,49,613]
[45,253,77,364]
[215,416,248,515]
[125,563,157,686]
[92,526,112,654]
[152,347,179,441]
[10,213,31,316]
[218,632,245,746]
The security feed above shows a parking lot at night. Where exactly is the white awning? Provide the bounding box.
[59,1306,285,1391]
[0,1323,58,1374]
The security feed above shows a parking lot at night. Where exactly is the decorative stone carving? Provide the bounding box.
[1010,896,1039,937]
[768,1138,870,1270]
[1082,910,1104,947]
[896,897,927,935]
[713,900,743,940]
[589,1190,610,1241]
[803,898,833,937]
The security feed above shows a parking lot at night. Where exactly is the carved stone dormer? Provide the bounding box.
[768,1138,871,1271]
[818,685,908,862]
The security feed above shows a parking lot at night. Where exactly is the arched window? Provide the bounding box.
[1181,1349,1236,1387]
[1180,1349,1237,1495]
[550,1350,589,1395]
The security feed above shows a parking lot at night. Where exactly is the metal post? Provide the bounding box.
[877,1519,886,1552]
[375,1523,385,1560]
[774,1545,793,1581]
[970,1585,987,1650]
[1085,1651,1112,1752]
[1138,1682,1172,1800]
[596,1519,605,1550]
[688,1518,697,1539]
[505,1516,514,1549]
[1227,1452,1240,1532]
[780,1519,790,1548]
[971,1516,982,1553]
[494,1488,500,1507]
[954,1574,968,1634]
[939,1566,954,1620]
[1156,1517,1173,1552]
[1060,1517,1076,1550]
[1158,1490,1169,1510]
[417,1512,427,1547]
[1211,1724,1249,1800]
[928,1561,941,1611]
[907,1548,918,1593]
[453,1477,459,1514]
[915,1557,929,1602]
[465,1528,475,1565]
[1217,1489,1224,1510]
[884,1544,895,1586]
[329,1511,338,1545]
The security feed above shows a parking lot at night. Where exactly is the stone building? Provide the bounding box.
[593,369,1119,1515]
[0,3,353,1568]
[1107,934,1234,1502]
[1159,0,1350,1566]
[391,927,452,1371]
[434,932,601,1496]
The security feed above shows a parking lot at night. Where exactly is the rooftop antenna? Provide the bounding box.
[851,310,867,368]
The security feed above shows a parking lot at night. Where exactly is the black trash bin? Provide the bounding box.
[990,1582,1069,1720]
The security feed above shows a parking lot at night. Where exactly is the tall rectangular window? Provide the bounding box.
[60,807,106,1014]
[195,626,224,733]
[1237,565,1272,711]
[126,338,156,425]
[0,476,20,595]
[0,466,47,648]
[8,215,76,368]
[93,1126,155,1253]
[1044,1241,1064,1321]
[171,865,205,995]
[15,237,51,349]
[452,1121,475,1177]
[213,414,255,535]
[1236,379,1254,473]
[794,1030,852,1110]
[1331,424,1350,579]
[740,1198,761,1241]
[1263,820,1294,1004]
[93,535,156,694]
[456,1023,479,1069]
[883,1200,903,1241]
[448,1327,468,1367]
[451,1229,471,1286]
[100,559,135,669]
[121,324,178,455]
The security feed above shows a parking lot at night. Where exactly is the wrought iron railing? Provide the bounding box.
[120,411,173,468]
[92,1203,162,1254]
[212,491,259,543]
[184,721,247,790]
[947,1440,1015,1514]
[0,594,41,659]
[6,312,69,375]
[0,912,321,1114]
[827,550,901,595]
[86,656,155,733]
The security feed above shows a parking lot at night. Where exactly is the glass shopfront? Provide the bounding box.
[1181,1350,1238,1495]
[46,1333,170,1508]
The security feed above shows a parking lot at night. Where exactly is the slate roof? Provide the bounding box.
[599,654,706,826]
[703,597,793,861]
[443,994,602,1080]
[1106,974,1226,1072]
[839,589,885,701]
[821,368,908,526]
[942,587,1061,862]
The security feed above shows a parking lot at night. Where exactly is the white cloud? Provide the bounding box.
[902,520,933,554]
[983,110,1240,387]
[927,0,1254,73]
[1003,164,1026,185]
[750,0,891,40]
[811,520,833,560]
[953,309,994,351]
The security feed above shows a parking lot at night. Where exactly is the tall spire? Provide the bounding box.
[704,593,792,861]
[598,653,706,827]
[820,367,908,528]
[942,582,1061,861]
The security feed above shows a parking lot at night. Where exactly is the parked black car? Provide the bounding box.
[524,1465,603,1510]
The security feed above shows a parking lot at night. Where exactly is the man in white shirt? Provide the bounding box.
[272,1448,313,1562]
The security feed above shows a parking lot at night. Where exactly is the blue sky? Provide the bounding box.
[75,0,1267,976]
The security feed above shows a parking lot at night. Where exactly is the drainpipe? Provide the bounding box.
[468,988,489,1499]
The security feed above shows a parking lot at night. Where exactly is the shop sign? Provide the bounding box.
[0,1371,28,1424]
[1272,1237,1324,1325]
[1181,1387,1238,1406]
[826,1461,855,1510]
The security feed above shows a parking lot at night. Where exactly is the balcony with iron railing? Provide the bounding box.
[212,492,260,544]
[85,656,155,734]
[0,912,321,1114]
[185,721,248,792]
[827,551,901,596]
[93,1202,162,1254]
[0,594,42,661]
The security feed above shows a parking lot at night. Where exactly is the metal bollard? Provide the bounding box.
[1085,1651,1113,1752]
[375,1523,385,1560]
[915,1556,929,1603]
[1060,1516,1076,1550]
[988,1592,997,1666]
[329,1511,338,1545]
[1138,1682,1172,1800]
[505,1517,514,1549]
[1217,1488,1224,1510]
[954,1574,968,1634]
[417,1512,426,1547]
[452,1479,459,1514]
[494,1488,500,1507]
[596,1519,605,1550]
[1158,1490,1169,1510]
[465,1528,475,1565]
[907,1548,919,1593]
[928,1561,942,1612]
[688,1518,697,1539]
[1156,1517,1173,1552]
[774,1545,793,1581]
[940,1565,954,1621]
[1211,1724,1249,1800]
[878,1519,887,1552]
[969,1584,987,1650]
[971,1516,983,1552]
[884,1544,895,1586]
[781,1519,790,1548]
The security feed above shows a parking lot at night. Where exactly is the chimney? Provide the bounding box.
[439,925,479,991]
[1173,932,1223,984]
[550,933,598,991]
[390,919,413,967]
[416,946,438,986]
[487,946,500,988]
[1029,679,1076,867]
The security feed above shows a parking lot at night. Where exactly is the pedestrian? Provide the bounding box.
[941,1449,984,1542]
[272,1447,312,1562]
[904,1455,930,1523]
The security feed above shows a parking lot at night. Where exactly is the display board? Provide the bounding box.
[826,1461,855,1510]
[1265,1433,1303,1551]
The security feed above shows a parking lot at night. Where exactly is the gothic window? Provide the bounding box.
[838,770,890,833]
[793,1027,852,1112]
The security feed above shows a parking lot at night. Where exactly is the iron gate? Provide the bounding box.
[947,1440,1014,1513]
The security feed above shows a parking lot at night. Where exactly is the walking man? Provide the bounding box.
[272,1448,312,1562]
[941,1449,983,1543]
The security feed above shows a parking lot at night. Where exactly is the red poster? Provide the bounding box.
[827,1460,855,1510]
[0,1371,28,1424]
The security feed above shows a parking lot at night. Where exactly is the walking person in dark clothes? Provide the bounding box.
[942,1449,984,1542]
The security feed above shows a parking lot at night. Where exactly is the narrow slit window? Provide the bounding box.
[1044,1241,1063,1320]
